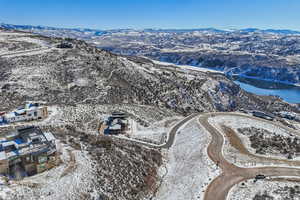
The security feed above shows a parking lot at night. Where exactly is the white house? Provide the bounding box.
[0,103,48,124]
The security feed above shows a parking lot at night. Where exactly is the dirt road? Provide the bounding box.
[0,47,53,58]
[116,113,199,149]
[200,113,300,200]
[160,113,199,148]
[123,111,300,199]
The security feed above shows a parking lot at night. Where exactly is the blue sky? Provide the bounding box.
[0,0,300,30]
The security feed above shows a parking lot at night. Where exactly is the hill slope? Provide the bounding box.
[0,28,299,200]
[2,23,300,85]
[0,29,297,114]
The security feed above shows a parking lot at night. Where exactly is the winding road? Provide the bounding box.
[122,111,300,200]
[200,112,300,200]
[115,113,199,149]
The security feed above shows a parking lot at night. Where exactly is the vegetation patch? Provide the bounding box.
[253,185,300,200]
[238,127,300,159]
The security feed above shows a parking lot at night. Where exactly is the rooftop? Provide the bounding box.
[0,126,56,161]
[4,103,40,118]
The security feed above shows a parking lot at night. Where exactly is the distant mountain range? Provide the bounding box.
[239,28,300,35]
[0,23,108,36]
[1,22,300,35]
[1,22,300,86]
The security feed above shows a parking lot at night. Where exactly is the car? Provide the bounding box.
[255,174,266,179]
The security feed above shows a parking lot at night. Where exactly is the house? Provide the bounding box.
[277,111,300,121]
[56,42,73,48]
[0,112,7,125]
[101,112,129,135]
[0,103,48,125]
[0,126,57,179]
[252,111,275,121]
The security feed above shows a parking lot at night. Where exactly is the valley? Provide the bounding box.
[0,28,300,200]
[3,24,299,103]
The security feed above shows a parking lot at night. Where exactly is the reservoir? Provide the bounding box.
[155,60,300,104]
[233,77,300,104]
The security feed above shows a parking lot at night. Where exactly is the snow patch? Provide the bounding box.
[154,119,220,200]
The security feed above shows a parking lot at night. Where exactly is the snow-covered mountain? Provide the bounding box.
[2,23,300,85]
[2,23,300,35]
[93,29,300,85]
[1,25,300,200]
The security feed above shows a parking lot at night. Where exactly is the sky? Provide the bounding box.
[0,0,300,30]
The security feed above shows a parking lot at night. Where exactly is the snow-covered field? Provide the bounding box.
[228,177,300,200]
[0,31,49,55]
[209,114,296,140]
[11,37,49,47]
[1,47,53,58]
[154,119,220,200]
[130,116,182,143]
[0,29,58,59]
[0,32,33,36]
[151,59,222,73]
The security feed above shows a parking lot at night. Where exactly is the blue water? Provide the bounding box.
[234,78,300,103]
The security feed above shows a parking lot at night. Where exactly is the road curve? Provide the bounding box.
[200,112,300,200]
[160,113,199,148]
[116,113,199,149]
[121,111,300,200]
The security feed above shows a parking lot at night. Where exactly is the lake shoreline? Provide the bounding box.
[234,78,300,104]
[154,59,300,88]
[230,74,300,88]
[150,59,300,103]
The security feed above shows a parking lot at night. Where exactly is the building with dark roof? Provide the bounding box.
[101,112,129,135]
[0,126,57,179]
